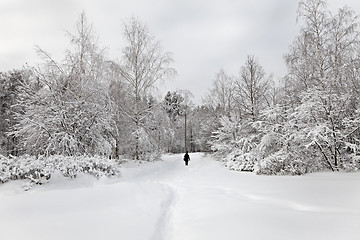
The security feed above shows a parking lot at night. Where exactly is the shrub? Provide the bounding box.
[0,155,120,190]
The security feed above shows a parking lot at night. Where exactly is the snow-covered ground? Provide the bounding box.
[1,153,359,240]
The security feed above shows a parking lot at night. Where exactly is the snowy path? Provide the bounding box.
[1,153,360,240]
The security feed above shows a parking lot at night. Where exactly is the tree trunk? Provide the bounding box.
[135,119,139,160]
[115,138,119,159]
[315,141,335,171]
[184,110,187,152]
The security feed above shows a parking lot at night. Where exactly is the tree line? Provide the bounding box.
[0,13,178,161]
[204,0,360,174]
[1,0,360,174]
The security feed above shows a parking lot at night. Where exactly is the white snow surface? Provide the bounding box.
[1,153,360,240]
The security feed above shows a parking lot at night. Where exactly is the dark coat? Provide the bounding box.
[184,153,190,162]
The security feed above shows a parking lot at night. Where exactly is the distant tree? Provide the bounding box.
[210,114,240,154]
[162,91,184,152]
[190,106,215,152]
[144,96,172,156]
[164,91,184,122]
[177,90,194,152]
[203,69,235,118]
[201,70,237,153]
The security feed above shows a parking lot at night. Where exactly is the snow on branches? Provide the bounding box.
[0,154,120,190]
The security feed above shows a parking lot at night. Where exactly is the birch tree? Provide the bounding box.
[203,69,235,118]
[284,0,360,171]
[235,55,271,121]
[117,17,176,160]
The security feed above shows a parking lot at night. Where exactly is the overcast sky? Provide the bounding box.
[1,0,360,103]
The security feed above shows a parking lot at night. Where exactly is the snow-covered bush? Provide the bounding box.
[0,154,120,189]
[0,155,12,183]
[254,150,309,175]
[340,154,360,172]
[210,114,260,171]
[222,136,257,171]
[127,127,163,161]
[224,150,257,172]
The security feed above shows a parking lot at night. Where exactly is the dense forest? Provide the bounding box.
[1,0,360,185]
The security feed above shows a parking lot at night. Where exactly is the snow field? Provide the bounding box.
[1,153,360,240]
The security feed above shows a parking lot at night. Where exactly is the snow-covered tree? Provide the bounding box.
[162,91,183,152]
[285,0,360,95]
[164,91,184,122]
[115,16,176,160]
[0,70,29,156]
[11,12,115,157]
[202,56,271,168]
[252,103,319,175]
[203,69,235,118]
[211,114,239,153]
[282,0,360,171]
[188,106,213,152]
[202,1,360,174]
[234,55,271,121]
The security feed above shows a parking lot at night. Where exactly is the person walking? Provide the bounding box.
[183,151,190,166]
